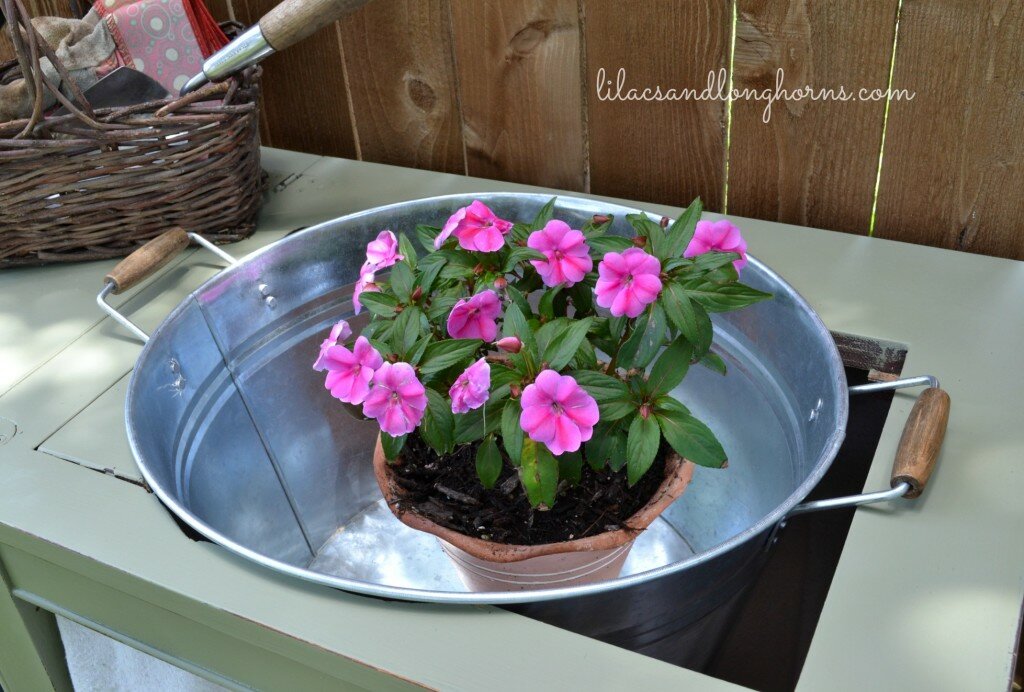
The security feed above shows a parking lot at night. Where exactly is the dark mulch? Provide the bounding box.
[388,433,666,546]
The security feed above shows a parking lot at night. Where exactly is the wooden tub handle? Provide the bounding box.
[104,228,189,294]
[891,387,951,498]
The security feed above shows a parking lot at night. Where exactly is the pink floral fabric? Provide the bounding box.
[96,0,208,95]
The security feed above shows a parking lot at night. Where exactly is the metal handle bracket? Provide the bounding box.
[788,375,945,517]
[96,233,237,344]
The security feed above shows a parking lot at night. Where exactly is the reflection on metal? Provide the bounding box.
[849,375,940,395]
[788,481,911,517]
[180,24,275,96]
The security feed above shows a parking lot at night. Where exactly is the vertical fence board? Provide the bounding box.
[582,0,728,210]
[338,0,464,174]
[874,0,1024,260]
[727,1,898,233]
[449,0,586,190]
[234,0,357,158]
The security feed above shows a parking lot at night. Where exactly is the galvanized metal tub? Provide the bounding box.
[100,193,931,666]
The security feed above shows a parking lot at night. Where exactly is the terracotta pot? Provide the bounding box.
[373,436,696,592]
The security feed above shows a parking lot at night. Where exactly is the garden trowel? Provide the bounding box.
[56,67,170,113]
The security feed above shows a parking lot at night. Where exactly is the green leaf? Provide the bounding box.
[491,365,522,387]
[503,246,546,271]
[500,399,524,467]
[509,222,531,244]
[420,389,455,454]
[699,351,727,375]
[572,369,629,401]
[681,281,773,313]
[559,450,583,485]
[567,282,594,315]
[626,414,660,486]
[585,423,626,471]
[453,389,506,444]
[661,281,713,359]
[692,250,739,273]
[381,433,407,461]
[398,234,418,269]
[647,335,693,395]
[535,317,570,357]
[538,286,563,321]
[415,224,441,252]
[664,197,702,257]
[391,306,423,356]
[408,335,431,365]
[571,339,599,370]
[426,294,460,322]
[505,285,533,320]
[703,263,740,285]
[502,302,536,355]
[359,292,399,317]
[617,303,666,370]
[627,213,668,259]
[476,437,503,489]
[587,235,633,259]
[419,339,481,375]
[416,252,447,294]
[543,317,593,371]
[439,263,475,281]
[519,438,558,508]
[530,197,557,231]
[655,397,727,468]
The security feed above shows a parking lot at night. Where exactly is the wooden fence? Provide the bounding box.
[4,0,1022,260]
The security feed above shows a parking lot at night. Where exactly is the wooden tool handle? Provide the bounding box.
[891,387,950,498]
[104,228,189,294]
[259,0,370,52]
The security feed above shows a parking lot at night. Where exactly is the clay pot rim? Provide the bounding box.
[373,434,696,564]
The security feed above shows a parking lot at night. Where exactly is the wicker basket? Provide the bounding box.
[0,4,264,268]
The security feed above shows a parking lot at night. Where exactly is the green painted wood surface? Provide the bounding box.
[0,148,1022,690]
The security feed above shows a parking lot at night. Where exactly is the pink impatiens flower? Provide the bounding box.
[527,220,593,287]
[594,248,663,318]
[449,358,491,414]
[684,219,748,273]
[361,230,404,275]
[447,290,502,341]
[519,370,599,456]
[322,336,383,405]
[313,319,352,371]
[362,362,428,436]
[434,200,512,252]
[352,272,380,315]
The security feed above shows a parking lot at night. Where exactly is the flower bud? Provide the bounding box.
[410,286,423,301]
[473,262,484,275]
[660,216,670,228]
[493,276,508,290]
[509,384,522,399]
[496,336,522,353]
[592,214,610,225]
[639,402,652,420]
[632,236,648,248]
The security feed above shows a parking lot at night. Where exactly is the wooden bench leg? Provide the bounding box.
[0,557,73,692]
